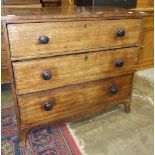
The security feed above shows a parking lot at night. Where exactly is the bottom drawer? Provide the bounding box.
[18,74,133,126]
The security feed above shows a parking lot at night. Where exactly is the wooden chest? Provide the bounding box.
[2,6,143,145]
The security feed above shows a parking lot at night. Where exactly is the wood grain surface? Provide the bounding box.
[18,74,133,127]
[137,0,154,8]
[13,47,138,95]
[1,33,6,51]
[2,20,22,129]
[143,16,154,30]
[8,19,141,58]
[137,13,154,70]
[2,67,10,84]
[1,50,8,67]
[2,6,143,23]
[43,2,61,7]
[2,27,10,83]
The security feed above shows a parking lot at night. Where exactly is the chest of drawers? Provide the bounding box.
[2,6,143,145]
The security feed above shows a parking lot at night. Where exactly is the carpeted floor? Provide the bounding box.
[1,107,81,155]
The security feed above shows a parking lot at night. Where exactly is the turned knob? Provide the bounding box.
[117,29,125,37]
[42,70,52,80]
[39,35,49,44]
[110,87,118,94]
[115,59,124,67]
[43,101,53,111]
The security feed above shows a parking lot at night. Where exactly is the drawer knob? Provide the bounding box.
[43,101,53,111]
[117,29,125,37]
[110,87,118,94]
[42,70,52,80]
[115,59,124,67]
[39,35,49,44]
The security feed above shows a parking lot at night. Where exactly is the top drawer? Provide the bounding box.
[8,19,141,59]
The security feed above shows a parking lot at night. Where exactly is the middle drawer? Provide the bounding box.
[13,47,138,95]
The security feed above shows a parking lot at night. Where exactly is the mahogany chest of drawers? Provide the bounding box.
[2,6,143,145]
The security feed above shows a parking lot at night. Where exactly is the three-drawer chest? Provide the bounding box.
[2,6,143,145]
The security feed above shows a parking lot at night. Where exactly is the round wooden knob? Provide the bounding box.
[117,29,125,37]
[42,70,52,80]
[115,59,124,67]
[39,35,49,44]
[43,101,53,111]
[110,87,118,94]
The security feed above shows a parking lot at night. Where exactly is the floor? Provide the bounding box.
[1,68,154,155]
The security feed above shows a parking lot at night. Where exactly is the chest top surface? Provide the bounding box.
[2,6,144,23]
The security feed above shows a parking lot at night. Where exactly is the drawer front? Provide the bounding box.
[18,74,133,126]
[8,19,141,58]
[13,47,138,95]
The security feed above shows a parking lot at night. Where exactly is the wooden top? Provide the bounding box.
[2,6,145,23]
